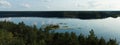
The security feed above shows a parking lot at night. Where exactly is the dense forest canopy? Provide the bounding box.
[0,11,119,19]
[0,21,118,45]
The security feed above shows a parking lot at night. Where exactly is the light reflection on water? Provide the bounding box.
[0,17,120,43]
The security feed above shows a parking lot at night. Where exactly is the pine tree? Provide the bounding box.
[99,37,106,45]
[78,34,86,45]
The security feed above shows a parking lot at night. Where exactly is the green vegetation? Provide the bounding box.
[0,21,118,45]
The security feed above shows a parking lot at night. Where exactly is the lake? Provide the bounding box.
[0,17,120,44]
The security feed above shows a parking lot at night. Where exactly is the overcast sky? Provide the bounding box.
[0,0,120,11]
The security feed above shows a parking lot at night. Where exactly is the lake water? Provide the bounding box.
[0,17,120,44]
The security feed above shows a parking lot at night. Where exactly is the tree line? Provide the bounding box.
[0,21,118,45]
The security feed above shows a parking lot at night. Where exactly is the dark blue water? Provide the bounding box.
[0,17,120,44]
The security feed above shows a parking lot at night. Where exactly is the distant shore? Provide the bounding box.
[0,11,119,19]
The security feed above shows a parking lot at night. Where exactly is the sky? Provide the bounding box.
[0,0,120,11]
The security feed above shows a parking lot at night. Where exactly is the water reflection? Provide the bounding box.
[0,17,120,43]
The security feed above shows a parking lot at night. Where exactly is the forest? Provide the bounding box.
[0,20,118,45]
[0,11,119,19]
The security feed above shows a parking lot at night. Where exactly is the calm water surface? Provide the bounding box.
[0,17,120,43]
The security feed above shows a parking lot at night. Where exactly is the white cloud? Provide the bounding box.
[21,3,31,8]
[6,17,12,21]
[0,17,12,21]
[41,21,45,25]
[38,0,120,10]
[33,22,37,25]
[0,0,120,11]
[78,0,120,10]
[0,0,11,8]
[94,0,120,9]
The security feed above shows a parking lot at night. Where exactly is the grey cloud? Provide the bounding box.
[0,0,11,8]
[21,3,31,8]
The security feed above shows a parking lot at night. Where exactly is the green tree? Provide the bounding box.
[39,39,46,45]
[107,39,118,45]
[99,37,106,45]
[0,29,13,45]
[69,32,79,45]
[78,34,86,45]
[0,21,118,45]
[87,29,98,45]
[9,38,25,45]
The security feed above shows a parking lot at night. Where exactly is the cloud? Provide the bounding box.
[94,0,120,9]
[78,0,120,10]
[6,17,12,21]
[0,17,12,21]
[41,21,45,25]
[21,3,31,8]
[33,22,37,25]
[0,0,11,8]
